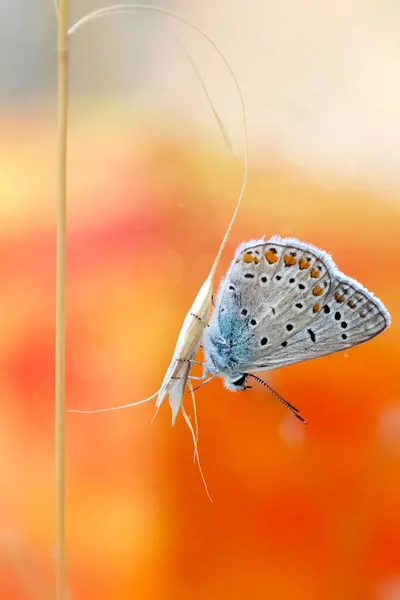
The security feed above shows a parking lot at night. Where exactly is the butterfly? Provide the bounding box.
[201,235,391,423]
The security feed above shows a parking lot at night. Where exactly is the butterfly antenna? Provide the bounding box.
[248,374,307,424]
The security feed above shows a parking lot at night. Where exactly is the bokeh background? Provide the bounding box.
[1,1,400,599]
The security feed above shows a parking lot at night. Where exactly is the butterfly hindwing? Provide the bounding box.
[252,272,390,370]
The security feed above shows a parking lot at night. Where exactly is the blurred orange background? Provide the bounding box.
[1,2,400,599]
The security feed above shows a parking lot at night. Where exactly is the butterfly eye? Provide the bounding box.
[232,374,247,387]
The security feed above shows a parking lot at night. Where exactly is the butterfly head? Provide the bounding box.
[222,372,249,391]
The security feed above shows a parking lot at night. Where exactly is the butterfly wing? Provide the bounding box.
[213,236,390,372]
[247,270,390,371]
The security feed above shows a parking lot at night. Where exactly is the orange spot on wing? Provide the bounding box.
[310,268,320,278]
[243,253,254,263]
[299,258,310,270]
[312,285,324,296]
[253,256,260,264]
[313,303,321,313]
[265,251,279,264]
[348,300,357,309]
[335,292,345,303]
[235,258,240,263]
[284,254,297,267]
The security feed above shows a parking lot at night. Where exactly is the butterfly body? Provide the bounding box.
[203,235,391,393]
[204,309,253,388]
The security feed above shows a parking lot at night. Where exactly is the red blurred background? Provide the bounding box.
[1,2,400,599]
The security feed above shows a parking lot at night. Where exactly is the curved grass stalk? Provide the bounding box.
[68,5,248,424]
[183,46,235,155]
[68,5,248,280]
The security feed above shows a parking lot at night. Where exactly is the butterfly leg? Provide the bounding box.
[190,312,210,327]
[190,375,216,392]
[168,374,215,390]
[177,358,205,366]
[171,375,207,381]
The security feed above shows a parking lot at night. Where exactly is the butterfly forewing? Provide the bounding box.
[216,237,333,351]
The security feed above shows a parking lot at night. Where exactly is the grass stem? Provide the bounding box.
[55,0,69,597]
